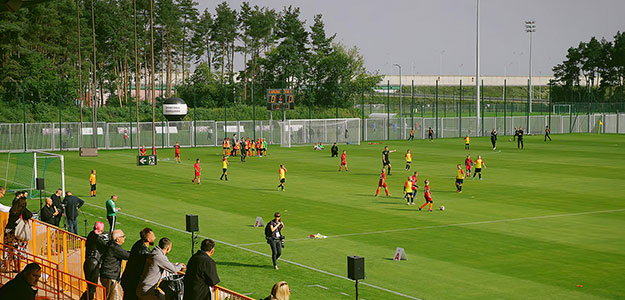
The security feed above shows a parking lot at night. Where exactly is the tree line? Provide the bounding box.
[551,31,625,103]
[0,0,381,117]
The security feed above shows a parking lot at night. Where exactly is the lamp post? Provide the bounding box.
[475,0,481,136]
[393,63,402,139]
[525,20,535,113]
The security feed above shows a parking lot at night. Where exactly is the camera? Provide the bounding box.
[280,236,285,248]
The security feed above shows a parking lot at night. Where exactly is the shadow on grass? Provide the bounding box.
[216,261,272,269]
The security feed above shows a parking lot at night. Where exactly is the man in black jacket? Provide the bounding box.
[184,239,220,300]
[331,143,338,157]
[63,191,84,234]
[0,263,41,300]
[40,197,59,225]
[100,229,130,300]
[80,221,108,300]
[120,227,155,300]
[50,189,64,227]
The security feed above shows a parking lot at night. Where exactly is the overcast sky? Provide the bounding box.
[196,0,625,76]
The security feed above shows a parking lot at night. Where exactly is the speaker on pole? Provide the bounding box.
[36,177,45,191]
[186,214,199,232]
[347,256,365,300]
[186,214,199,256]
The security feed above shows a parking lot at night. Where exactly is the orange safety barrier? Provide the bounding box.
[0,243,106,300]
[29,218,87,288]
[214,285,256,300]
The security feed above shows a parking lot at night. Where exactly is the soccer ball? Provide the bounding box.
[439,205,445,211]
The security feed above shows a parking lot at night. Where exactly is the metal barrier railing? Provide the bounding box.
[214,285,256,300]
[29,218,87,291]
[0,243,106,300]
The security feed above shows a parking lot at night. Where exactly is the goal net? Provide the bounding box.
[3,151,65,198]
[553,104,572,115]
[279,118,361,147]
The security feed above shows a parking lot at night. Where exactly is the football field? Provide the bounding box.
[2,134,624,300]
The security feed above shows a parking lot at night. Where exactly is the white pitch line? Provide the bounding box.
[235,208,625,246]
[81,202,425,300]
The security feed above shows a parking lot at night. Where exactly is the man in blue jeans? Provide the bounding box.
[63,191,84,234]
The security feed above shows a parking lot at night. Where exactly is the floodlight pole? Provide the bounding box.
[475,0,481,136]
[525,21,536,113]
[393,64,402,139]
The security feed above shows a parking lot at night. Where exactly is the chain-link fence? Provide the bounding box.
[0,113,623,152]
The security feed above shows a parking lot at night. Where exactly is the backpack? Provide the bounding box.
[264,222,272,240]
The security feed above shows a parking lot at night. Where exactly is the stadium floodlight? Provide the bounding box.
[475,0,480,136]
[525,20,536,113]
[393,63,402,139]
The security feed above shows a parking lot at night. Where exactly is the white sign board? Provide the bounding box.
[393,247,407,261]
[155,126,179,134]
[254,216,265,227]
[82,128,104,135]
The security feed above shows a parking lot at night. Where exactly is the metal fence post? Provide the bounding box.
[435,80,439,138]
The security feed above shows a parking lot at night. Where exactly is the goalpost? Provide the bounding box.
[3,151,65,198]
[553,104,572,115]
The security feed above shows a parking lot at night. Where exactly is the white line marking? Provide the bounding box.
[235,208,625,246]
[81,202,425,300]
[307,284,329,290]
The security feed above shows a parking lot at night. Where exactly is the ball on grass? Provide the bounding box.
[439,205,445,211]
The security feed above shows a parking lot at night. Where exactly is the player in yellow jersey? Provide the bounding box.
[277,164,287,191]
[472,155,486,180]
[404,176,414,205]
[404,149,412,171]
[464,135,470,150]
[455,164,465,193]
[220,156,229,181]
[89,170,97,197]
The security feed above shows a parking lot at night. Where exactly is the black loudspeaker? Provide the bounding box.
[347,256,365,280]
[36,178,45,190]
[186,214,198,232]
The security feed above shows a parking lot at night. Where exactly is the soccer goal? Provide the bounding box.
[3,151,65,198]
[553,104,572,115]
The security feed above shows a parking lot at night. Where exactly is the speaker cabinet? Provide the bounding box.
[36,178,45,191]
[186,214,199,232]
[347,256,365,280]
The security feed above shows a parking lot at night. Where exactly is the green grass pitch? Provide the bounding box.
[1,134,624,300]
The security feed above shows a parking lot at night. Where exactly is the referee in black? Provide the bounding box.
[382,146,396,175]
[517,127,524,149]
[544,126,551,141]
[267,212,284,270]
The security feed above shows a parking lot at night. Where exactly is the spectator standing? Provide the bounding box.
[81,221,108,300]
[184,239,220,300]
[121,228,155,300]
[50,189,64,226]
[136,238,184,300]
[63,191,84,234]
[0,263,41,300]
[0,185,10,212]
[261,281,291,300]
[40,197,59,225]
[100,229,130,300]
[106,195,121,232]
[4,194,33,254]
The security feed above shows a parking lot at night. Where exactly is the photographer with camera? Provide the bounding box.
[265,212,285,270]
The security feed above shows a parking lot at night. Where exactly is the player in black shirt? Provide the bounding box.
[382,146,396,175]
[428,127,434,140]
[544,126,551,141]
[490,129,497,150]
[517,127,524,149]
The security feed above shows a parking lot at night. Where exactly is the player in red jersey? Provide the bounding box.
[464,154,473,177]
[140,145,146,156]
[174,142,181,164]
[339,150,349,172]
[375,169,390,196]
[419,179,433,212]
[191,158,201,184]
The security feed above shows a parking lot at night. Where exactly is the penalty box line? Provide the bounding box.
[236,208,625,246]
[82,202,424,300]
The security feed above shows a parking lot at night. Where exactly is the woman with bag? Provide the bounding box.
[4,194,33,270]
